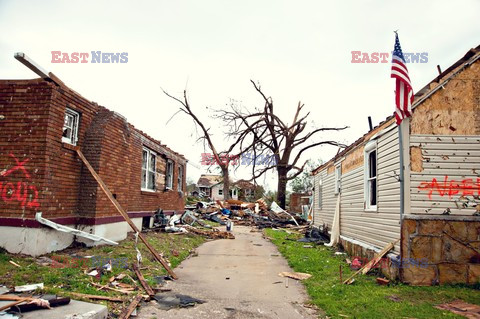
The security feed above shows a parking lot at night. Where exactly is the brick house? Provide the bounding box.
[312,45,480,285]
[0,61,187,256]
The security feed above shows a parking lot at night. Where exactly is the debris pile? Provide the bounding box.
[183,198,309,230]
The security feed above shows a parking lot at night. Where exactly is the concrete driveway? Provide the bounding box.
[138,226,317,319]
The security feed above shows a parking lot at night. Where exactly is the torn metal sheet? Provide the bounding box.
[35,213,118,245]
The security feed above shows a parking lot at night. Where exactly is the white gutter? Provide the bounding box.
[35,212,118,245]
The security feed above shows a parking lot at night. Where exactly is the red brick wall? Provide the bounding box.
[0,79,51,218]
[0,79,186,224]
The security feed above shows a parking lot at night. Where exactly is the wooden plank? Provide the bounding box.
[343,239,398,284]
[132,263,155,297]
[69,292,124,302]
[76,149,178,280]
[118,295,143,319]
[361,239,399,274]
[90,281,133,294]
[0,298,29,312]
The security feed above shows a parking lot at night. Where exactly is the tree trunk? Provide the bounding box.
[221,165,230,200]
[277,168,288,209]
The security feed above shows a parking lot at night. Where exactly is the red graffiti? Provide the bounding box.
[0,154,30,178]
[418,176,480,200]
[0,154,39,208]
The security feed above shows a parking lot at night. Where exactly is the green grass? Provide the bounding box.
[265,229,480,319]
[0,231,205,314]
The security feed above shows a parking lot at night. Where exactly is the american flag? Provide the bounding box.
[391,33,413,124]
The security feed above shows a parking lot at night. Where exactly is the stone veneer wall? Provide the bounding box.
[402,215,480,285]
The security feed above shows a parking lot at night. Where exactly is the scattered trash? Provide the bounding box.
[351,258,363,270]
[278,272,312,281]
[14,283,44,292]
[87,270,99,277]
[153,293,205,310]
[8,261,20,268]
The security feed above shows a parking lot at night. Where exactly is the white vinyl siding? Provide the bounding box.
[410,135,480,215]
[313,125,401,253]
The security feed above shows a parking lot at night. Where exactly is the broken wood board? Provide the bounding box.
[361,239,399,275]
[133,263,155,297]
[343,239,398,285]
[118,295,143,319]
[435,299,480,318]
[91,281,133,294]
[69,292,124,302]
[0,298,30,312]
[76,149,178,279]
[278,272,312,281]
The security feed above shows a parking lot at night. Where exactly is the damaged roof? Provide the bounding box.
[312,44,480,175]
[197,174,223,187]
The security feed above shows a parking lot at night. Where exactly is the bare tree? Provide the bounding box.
[163,89,257,200]
[218,81,348,208]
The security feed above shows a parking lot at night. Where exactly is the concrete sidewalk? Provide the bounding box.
[138,226,317,319]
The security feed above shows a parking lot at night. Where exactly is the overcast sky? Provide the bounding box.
[1,0,479,190]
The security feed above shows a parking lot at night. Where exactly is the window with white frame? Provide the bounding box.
[166,159,174,189]
[62,108,80,145]
[334,165,342,194]
[177,165,183,191]
[142,148,156,191]
[218,189,223,195]
[364,141,377,210]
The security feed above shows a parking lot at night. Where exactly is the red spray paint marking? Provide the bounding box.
[0,154,30,178]
[418,176,480,200]
[0,154,39,208]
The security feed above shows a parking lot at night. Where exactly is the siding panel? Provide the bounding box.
[410,134,480,215]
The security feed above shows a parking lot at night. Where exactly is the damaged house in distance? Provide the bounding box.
[0,53,187,256]
[312,45,480,285]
